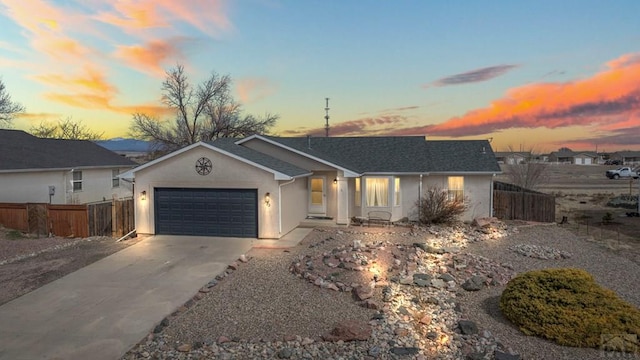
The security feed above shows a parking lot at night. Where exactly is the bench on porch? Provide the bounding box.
[352,211,392,227]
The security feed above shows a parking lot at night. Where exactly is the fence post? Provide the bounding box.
[111,198,117,237]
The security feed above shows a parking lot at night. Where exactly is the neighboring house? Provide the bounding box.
[94,138,152,164]
[0,130,136,204]
[611,151,640,166]
[122,135,501,239]
[548,151,597,165]
[494,151,530,164]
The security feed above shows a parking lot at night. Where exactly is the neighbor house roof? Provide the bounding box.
[614,151,640,157]
[241,135,501,174]
[0,129,136,172]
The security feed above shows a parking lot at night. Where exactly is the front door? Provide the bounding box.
[308,176,326,215]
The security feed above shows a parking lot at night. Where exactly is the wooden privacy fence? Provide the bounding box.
[0,199,134,238]
[493,181,556,223]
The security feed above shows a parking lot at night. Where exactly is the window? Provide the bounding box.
[72,171,83,192]
[447,176,464,201]
[354,178,361,206]
[365,177,389,207]
[112,169,120,188]
[394,177,401,206]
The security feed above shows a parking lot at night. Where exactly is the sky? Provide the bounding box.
[1,0,639,153]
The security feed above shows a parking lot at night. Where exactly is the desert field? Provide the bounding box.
[496,163,640,242]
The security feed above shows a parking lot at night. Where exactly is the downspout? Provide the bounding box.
[490,174,495,217]
[278,178,296,234]
[418,174,423,222]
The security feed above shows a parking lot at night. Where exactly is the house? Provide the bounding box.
[611,151,640,166]
[123,135,501,239]
[494,151,531,164]
[548,150,597,165]
[0,129,137,204]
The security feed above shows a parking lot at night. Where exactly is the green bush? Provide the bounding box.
[500,268,640,351]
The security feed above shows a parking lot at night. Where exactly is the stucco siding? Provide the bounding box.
[0,168,132,204]
[279,178,307,236]
[421,174,492,221]
[134,146,280,238]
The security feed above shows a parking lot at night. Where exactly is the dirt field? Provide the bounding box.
[497,163,640,241]
[0,228,140,305]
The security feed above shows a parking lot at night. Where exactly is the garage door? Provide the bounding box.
[154,188,258,237]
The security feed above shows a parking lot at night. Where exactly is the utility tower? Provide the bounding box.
[324,97,330,137]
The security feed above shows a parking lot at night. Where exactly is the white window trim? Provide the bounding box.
[394,177,401,206]
[354,178,361,207]
[112,169,120,188]
[365,176,390,207]
[72,171,83,192]
[447,176,464,202]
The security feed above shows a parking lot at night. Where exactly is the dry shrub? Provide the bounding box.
[500,268,640,351]
[415,187,467,224]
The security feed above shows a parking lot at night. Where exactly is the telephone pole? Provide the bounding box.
[324,98,330,137]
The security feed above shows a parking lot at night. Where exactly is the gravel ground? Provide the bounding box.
[459,224,640,360]
[124,223,640,360]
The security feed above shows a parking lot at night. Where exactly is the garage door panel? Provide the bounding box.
[154,188,257,237]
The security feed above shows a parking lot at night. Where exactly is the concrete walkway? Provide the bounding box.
[0,235,253,360]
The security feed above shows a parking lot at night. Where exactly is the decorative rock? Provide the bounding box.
[458,320,479,335]
[413,273,432,287]
[322,320,372,342]
[217,336,231,344]
[238,254,248,263]
[227,262,238,270]
[176,343,191,352]
[419,314,432,325]
[461,275,486,291]
[494,350,521,360]
[439,273,456,282]
[353,286,374,301]
[430,279,446,289]
[390,347,420,356]
[363,299,382,310]
[466,352,486,360]
[472,217,493,228]
[276,347,293,359]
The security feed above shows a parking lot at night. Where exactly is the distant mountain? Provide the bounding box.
[94,138,151,152]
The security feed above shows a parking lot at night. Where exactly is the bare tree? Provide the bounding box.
[130,64,278,151]
[30,117,104,140]
[503,146,549,190]
[0,78,25,126]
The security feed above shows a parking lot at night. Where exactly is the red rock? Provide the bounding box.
[322,320,372,342]
[353,286,373,301]
[176,343,191,352]
[217,336,231,344]
[419,315,432,325]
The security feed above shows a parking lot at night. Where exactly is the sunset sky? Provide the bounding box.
[1,0,639,152]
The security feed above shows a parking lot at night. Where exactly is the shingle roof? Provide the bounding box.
[207,138,311,178]
[259,136,500,173]
[0,129,137,171]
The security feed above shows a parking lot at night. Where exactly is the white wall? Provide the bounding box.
[0,168,132,204]
[420,174,493,221]
[133,146,282,238]
[279,178,307,235]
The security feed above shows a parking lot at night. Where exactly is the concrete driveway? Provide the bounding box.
[0,235,253,360]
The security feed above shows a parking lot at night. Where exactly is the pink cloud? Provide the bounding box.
[236,78,277,104]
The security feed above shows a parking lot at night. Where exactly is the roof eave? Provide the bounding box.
[0,164,135,174]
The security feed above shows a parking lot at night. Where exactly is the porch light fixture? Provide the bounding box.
[333,178,338,184]
[140,190,147,201]
[264,192,271,207]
